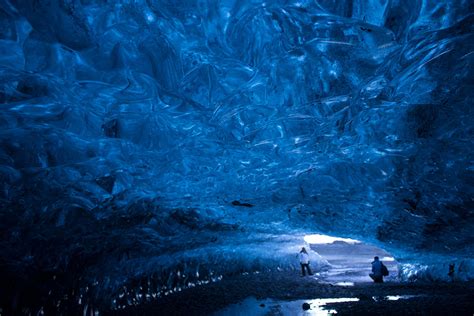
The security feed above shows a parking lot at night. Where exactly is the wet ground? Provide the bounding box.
[108,271,474,315]
[108,243,474,315]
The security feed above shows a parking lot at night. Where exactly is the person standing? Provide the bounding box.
[448,263,455,281]
[299,247,313,276]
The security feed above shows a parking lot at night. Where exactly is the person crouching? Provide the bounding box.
[369,256,384,283]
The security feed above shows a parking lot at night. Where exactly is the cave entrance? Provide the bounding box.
[304,234,398,284]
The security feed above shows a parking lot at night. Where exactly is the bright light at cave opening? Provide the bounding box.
[304,234,361,244]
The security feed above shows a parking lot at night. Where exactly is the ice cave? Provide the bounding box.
[0,0,473,315]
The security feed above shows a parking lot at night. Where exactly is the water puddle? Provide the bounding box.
[333,282,355,286]
[214,294,422,315]
[213,297,359,316]
[372,295,419,301]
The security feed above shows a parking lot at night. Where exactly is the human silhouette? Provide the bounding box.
[369,256,386,283]
[298,247,313,276]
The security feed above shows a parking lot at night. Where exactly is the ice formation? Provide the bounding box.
[0,0,473,312]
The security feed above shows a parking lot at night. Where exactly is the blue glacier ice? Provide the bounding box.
[0,0,473,313]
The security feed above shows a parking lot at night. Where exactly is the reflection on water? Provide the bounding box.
[372,295,419,301]
[333,282,355,286]
[215,294,421,315]
[214,297,359,316]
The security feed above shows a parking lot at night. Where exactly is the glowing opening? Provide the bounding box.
[381,256,396,262]
[304,234,360,244]
[304,234,399,283]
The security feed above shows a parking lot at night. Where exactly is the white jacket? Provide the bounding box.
[299,252,310,264]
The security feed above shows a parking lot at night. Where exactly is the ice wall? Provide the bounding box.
[0,0,473,311]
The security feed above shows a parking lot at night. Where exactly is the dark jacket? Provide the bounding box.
[371,259,383,276]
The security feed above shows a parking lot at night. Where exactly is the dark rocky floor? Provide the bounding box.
[107,271,474,316]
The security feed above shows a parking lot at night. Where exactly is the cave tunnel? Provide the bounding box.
[0,0,473,315]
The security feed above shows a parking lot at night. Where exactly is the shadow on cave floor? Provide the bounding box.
[309,241,399,284]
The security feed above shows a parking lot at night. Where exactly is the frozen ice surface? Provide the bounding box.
[0,0,473,311]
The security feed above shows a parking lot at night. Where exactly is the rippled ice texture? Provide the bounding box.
[0,0,473,308]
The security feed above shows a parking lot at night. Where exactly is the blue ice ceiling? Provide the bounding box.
[0,0,473,307]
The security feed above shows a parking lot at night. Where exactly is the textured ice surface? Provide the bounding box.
[0,0,473,311]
